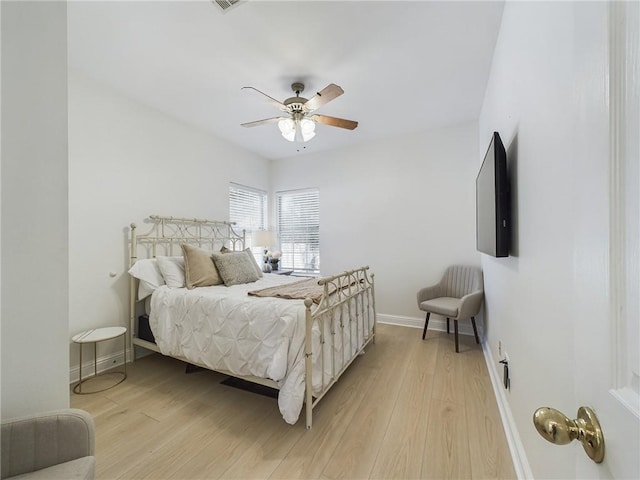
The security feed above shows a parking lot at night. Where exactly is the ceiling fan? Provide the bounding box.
[241,82,358,143]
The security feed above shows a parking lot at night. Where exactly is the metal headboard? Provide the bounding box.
[130,214,245,263]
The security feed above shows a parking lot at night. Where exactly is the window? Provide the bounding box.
[228,183,267,256]
[276,188,320,273]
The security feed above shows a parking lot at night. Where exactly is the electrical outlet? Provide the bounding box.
[499,351,510,390]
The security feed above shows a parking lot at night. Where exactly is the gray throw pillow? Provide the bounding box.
[220,246,263,278]
[243,248,264,278]
[212,251,261,286]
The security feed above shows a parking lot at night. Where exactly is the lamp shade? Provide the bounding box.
[278,118,296,142]
[252,229,276,247]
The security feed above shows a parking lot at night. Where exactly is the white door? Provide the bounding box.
[570,2,639,478]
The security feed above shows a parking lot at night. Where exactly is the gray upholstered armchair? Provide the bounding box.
[417,265,484,352]
[1,409,95,480]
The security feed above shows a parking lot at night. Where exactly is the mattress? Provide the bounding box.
[149,274,370,424]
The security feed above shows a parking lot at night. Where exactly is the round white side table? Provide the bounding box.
[72,326,127,394]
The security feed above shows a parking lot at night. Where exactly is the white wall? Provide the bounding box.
[271,122,481,322]
[1,2,70,418]
[479,2,612,478]
[68,73,270,371]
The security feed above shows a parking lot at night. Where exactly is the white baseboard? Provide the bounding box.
[482,343,533,479]
[377,313,479,337]
[69,349,130,384]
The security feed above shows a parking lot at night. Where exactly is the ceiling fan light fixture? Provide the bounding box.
[300,118,315,134]
[278,116,315,143]
[278,118,296,142]
[299,117,316,142]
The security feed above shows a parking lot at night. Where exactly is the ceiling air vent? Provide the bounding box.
[212,0,243,14]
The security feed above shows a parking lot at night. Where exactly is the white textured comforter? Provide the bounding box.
[149,274,363,425]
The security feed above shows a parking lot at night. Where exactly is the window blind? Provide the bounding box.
[229,183,267,256]
[276,188,320,273]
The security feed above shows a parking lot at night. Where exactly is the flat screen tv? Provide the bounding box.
[476,131,510,257]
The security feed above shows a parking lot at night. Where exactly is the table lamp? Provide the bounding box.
[252,229,276,272]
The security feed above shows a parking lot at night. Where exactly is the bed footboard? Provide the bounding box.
[303,266,376,429]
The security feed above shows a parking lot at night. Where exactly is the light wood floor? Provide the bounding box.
[71,323,516,479]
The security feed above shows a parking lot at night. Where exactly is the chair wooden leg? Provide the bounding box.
[471,316,480,344]
[422,312,431,340]
[446,317,450,334]
[454,319,459,352]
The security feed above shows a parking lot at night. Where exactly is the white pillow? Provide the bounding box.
[157,256,186,288]
[128,258,165,300]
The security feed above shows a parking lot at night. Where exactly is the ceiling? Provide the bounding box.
[68,1,504,160]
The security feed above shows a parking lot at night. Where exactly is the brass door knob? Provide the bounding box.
[533,406,605,463]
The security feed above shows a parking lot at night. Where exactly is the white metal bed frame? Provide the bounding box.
[129,215,376,429]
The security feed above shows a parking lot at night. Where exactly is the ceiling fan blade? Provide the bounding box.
[241,87,287,111]
[241,117,285,128]
[303,84,344,112]
[311,114,358,130]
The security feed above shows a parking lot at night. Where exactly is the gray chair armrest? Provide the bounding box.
[458,289,484,319]
[417,283,442,305]
[1,409,95,479]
